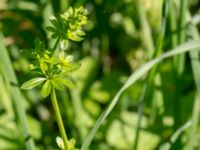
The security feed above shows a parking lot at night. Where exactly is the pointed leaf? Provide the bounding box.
[76,30,86,36]
[60,39,69,50]
[55,77,76,89]
[68,32,83,42]
[41,80,51,98]
[34,37,45,51]
[46,26,56,32]
[51,79,63,91]
[21,77,46,90]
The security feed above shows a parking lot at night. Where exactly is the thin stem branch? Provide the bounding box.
[53,37,61,50]
[53,38,61,56]
[51,87,69,150]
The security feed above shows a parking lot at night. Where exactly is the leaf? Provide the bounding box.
[20,49,36,59]
[34,37,45,51]
[68,32,83,42]
[55,77,76,89]
[65,63,81,73]
[51,79,63,91]
[46,26,56,32]
[60,39,69,50]
[76,30,86,36]
[41,80,51,98]
[21,77,46,90]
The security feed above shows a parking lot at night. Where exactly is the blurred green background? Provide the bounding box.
[0,0,200,149]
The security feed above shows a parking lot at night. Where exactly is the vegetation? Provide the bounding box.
[0,0,200,150]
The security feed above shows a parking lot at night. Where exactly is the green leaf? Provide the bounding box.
[34,37,45,51]
[68,32,83,42]
[55,77,76,89]
[21,77,46,90]
[46,26,56,32]
[51,79,63,91]
[76,30,86,36]
[60,39,69,50]
[41,80,51,98]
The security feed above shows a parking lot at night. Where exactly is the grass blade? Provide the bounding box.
[186,10,200,150]
[134,0,167,149]
[187,95,200,150]
[81,40,200,150]
[0,32,35,150]
[136,0,154,56]
[159,120,192,150]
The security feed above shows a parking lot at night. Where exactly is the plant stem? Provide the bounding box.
[53,38,61,50]
[53,38,61,56]
[51,87,69,150]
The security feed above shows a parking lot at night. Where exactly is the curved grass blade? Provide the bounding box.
[0,33,36,150]
[81,40,200,150]
[159,120,192,150]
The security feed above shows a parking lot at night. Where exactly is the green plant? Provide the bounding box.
[21,6,88,150]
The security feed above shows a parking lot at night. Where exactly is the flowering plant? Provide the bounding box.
[21,6,88,150]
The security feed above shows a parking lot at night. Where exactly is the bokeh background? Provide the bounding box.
[0,0,200,149]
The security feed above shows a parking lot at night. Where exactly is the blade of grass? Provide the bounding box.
[169,0,178,48]
[176,0,187,74]
[136,0,154,56]
[134,0,168,149]
[0,33,35,149]
[81,39,200,150]
[133,84,146,150]
[134,0,155,148]
[169,2,185,147]
[159,120,192,150]
[186,11,200,150]
[187,94,200,150]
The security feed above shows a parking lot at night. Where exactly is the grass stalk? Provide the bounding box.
[134,0,168,149]
[51,87,69,150]
[133,85,146,150]
[159,120,192,150]
[186,10,200,150]
[187,95,200,150]
[176,0,187,75]
[136,0,154,56]
[169,2,182,146]
[81,40,200,150]
[0,32,36,150]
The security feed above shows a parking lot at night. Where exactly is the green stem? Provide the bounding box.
[53,38,61,56]
[51,87,69,150]
[53,38,61,50]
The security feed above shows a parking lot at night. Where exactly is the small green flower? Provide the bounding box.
[21,51,79,98]
[47,6,88,42]
[21,6,88,150]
